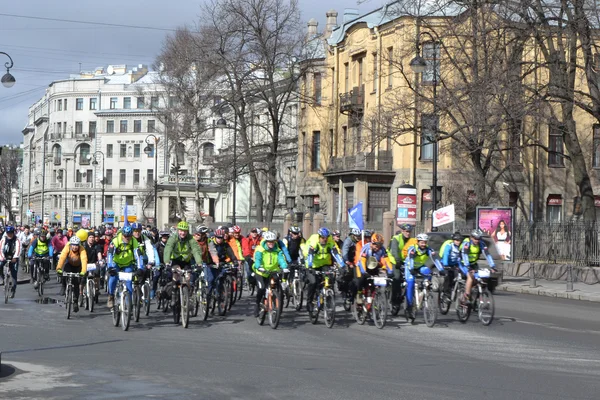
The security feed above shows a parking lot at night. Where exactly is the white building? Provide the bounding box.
[21,64,227,229]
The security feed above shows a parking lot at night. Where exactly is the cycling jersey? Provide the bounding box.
[357,245,394,277]
[304,234,343,269]
[253,242,287,278]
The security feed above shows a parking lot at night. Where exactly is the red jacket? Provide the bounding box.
[242,234,262,258]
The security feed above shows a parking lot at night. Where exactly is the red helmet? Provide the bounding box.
[214,229,225,238]
[231,225,241,233]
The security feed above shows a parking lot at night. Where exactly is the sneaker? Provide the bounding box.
[405,306,415,320]
[59,286,66,296]
[107,295,115,309]
[73,301,79,313]
[253,303,260,317]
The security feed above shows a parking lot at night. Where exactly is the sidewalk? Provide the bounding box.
[498,276,600,302]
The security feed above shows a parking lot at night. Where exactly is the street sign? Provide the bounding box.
[432,204,455,227]
[396,186,417,225]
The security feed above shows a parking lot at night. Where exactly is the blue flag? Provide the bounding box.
[348,202,364,232]
[123,204,130,227]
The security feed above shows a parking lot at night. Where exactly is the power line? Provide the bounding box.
[0,13,178,32]
[0,43,151,59]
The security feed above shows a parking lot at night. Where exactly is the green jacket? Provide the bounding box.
[253,242,287,278]
[164,233,203,265]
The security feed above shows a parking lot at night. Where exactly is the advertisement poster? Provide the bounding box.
[476,207,514,261]
[396,186,417,225]
[81,213,91,229]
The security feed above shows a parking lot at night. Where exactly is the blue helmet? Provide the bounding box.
[5,225,15,233]
[122,226,133,237]
[131,222,142,231]
[398,223,413,232]
[317,227,330,238]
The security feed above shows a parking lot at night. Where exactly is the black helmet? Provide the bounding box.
[452,232,463,241]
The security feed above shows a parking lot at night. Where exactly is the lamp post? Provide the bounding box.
[216,116,237,224]
[143,135,159,226]
[91,151,105,226]
[0,51,15,88]
[34,174,44,224]
[410,31,439,231]
[59,158,71,227]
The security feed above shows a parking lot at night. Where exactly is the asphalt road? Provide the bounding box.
[1,273,600,400]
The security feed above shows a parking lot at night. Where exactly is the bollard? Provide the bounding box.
[566,264,574,292]
[283,213,292,235]
[529,264,536,288]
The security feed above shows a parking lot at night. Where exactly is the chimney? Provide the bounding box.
[307,18,318,37]
[343,8,359,23]
[324,9,338,38]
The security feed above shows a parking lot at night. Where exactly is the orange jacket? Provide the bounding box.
[228,237,243,260]
[56,245,88,274]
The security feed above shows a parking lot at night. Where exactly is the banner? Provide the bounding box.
[348,202,364,232]
[396,186,417,225]
[476,207,514,262]
[432,204,455,227]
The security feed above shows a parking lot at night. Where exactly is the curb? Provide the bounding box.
[497,284,600,302]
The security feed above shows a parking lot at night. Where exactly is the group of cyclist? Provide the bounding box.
[0,219,496,324]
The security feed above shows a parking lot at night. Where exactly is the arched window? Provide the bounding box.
[175,142,185,166]
[78,143,91,165]
[202,143,214,163]
[52,144,62,165]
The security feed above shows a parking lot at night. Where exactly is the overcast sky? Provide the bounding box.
[0,0,376,145]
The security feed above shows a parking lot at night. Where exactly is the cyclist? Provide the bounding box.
[151,230,171,299]
[282,225,305,285]
[353,229,372,266]
[404,233,445,320]
[51,229,68,270]
[461,229,496,304]
[304,227,344,312]
[132,222,158,286]
[206,228,238,305]
[252,231,288,317]
[242,227,262,286]
[56,236,88,312]
[163,221,203,299]
[106,226,144,309]
[332,230,343,249]
[0,226,21,297]
[28,228,54,287]
[83,231,104,297]
[353,233,394,302]
[389,224,414,310]
[439,232,464,305]
[340,228,361,299]
[193,225,212,264]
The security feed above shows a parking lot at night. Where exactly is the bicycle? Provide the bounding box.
[256,270,284,329]
[458,268,495,326]
[213,264,233,316]
[197,267,213,321]
[132,268,152,322]
[155,265,171,312]
[171,266,193,328]
[81,263,100,312]
[307,268,337,328]
[2,260,16,304]
[111,270,133,331]
[231,262,244,305]
[63,272,80,319]
[228,263,242,310]
[353,275,392,329]
[289,263,305,311]
[406,270,437,328]
[32,256,51,297]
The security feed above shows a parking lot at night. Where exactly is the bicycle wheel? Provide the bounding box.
[225,275,233,311]
[324,289,336,329]
[218,278,230,316]
[477,289,495,326]
[181,286,190,328]
[143,283,151,316]
[236,272,243,300]
[87,279,95,313]
[455,287,471,323]
[293,279,303,311]
[268,285,283,329]
[372,288,388,329]
[423,291,437,328]
[438,292,450,315]
[353,296,368,325]
[66,286,73,319]
[172,290,181,325]
[284,286,291,308]
[309,294,320,325]
[122,291,131,331]
[4,276,9,304]
[38,277,44,297]
[112,291,120,327]
[133,286,141,322]
[256,297,267,326]
[231,277,237,307]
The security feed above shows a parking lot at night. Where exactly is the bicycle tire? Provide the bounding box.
[133,287,141,322]
[87,279,95,313]
[225,275,233,312]
[268,285,283,329]
[79,286,85,308]
[353,297,367,325]
[200,281,209,321]
[256,300,266,326]
[38,278,44,297]
[477,289,495,326]
[284,286,291,308]
[112,293,120,327]
[122,291,131,331]
[4,278,9,304]
[181,286,190,328]
[66,287,73,319]
[172,290,181,325]
[324,289,336,329]
[423,291,437,328]
[293,279,303,311]
[438,292,450,315]
[372,288,388,329]
[343,292,352,312]
[236,273,243,300]
[218,278,230,316]
[231,277,237,307]
[455,287,471,323]
[143,283,151,316]
[309,295,320,325]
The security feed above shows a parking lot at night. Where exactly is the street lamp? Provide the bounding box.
[143,134,159,226]
[0,51,15,88]
[91,151,105,226]
[410,31,440,231]
[58,158,71,227]
[34,174,45,224]
[216,117,237,224]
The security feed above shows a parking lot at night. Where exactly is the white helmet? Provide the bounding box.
[416,233,429,242]
[70,236,81,246]
[263,231,277,241]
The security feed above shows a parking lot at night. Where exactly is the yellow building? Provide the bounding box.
[297,3,600,225]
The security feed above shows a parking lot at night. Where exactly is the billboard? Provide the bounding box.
[476,207,514,261]
[396,186,417,225]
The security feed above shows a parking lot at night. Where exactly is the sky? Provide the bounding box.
[0,0,377,145]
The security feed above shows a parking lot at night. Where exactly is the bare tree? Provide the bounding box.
[0,147,21,223]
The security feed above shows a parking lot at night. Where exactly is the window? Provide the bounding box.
[120,144,127,158]
[89,98,97,110]
[75,121,83,134]
[546,195,562,222]
[88,121,96,136]
[119,169,126,185]
[57,99,62,111]
[329,129,335,158]
[593,125,600,168]
[342,126,348,156]
[202,143,214,162]
[120,120,128,133]
[63,122,66,133]
[64,98,67,110]
[123,97,131,109]
[175,143,185,165]
[387,47,393,88]
[331,67,335,101]
[79,196,86,208]
[314,73,322,105]
[420,114,438,161]
[105,195,113,209]
[110,97,117,109]
[311,131,321,171]
[57,122,61,133]
[422,42,441,84]
[126,195,134,206]
[548,124,565,167]
[134,144,141,158]
[146,143,155,157]
[105,170,113,185]
[344,63,349,92]
[133,120,142,133]
[368,188,390,223]
[148,120,156,133]
[106,120,114,133]
[147,169,154,184]
[372,53,378,93]
[79,144,91,164]
[76,98,83,110]
[133,169,140,185]
[169,96,177,107]
[301,132,306,172]
[151,96,159,108]
[106,144,113,158]
[137,97,144,108]
[357,57,364,88]
[509,119,522,165]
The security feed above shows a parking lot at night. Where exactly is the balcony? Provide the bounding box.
[53,156,61,166]
[325,152,393,174]
[339,86,364,114]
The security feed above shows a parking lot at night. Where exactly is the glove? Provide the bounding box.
[56,269,62,274]
[80,271,86,276]
[257,267,266,273]
[282,269,290,274]
[439,270,447,277]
